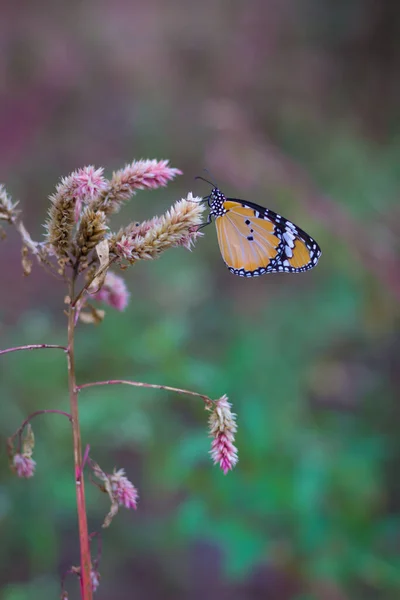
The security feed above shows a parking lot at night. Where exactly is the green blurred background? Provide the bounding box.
[1,1,400,598]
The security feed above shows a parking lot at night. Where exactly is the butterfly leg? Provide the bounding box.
[197,213,213,230]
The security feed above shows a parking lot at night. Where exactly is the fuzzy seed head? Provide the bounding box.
[112,193,205,261]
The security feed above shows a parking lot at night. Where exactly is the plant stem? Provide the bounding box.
[67,278,92,600]
[0,344,67,356]
[77,379,214,408]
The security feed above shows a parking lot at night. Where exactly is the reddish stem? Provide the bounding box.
[0,344,67,356]
[77,379,214,408]
[67,280,92,600]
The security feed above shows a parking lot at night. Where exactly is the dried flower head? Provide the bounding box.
[93,159,182,215]
[22,423,35,455]
[92,271,130,311]
[75,208,108,258]
[0,184,19,222]
[78,305,105,325]
[112,192,205,262]
[45,191,75,259]
[208,395,238,474]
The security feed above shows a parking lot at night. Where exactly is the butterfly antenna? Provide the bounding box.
[194,175,217,188]
[203,167,219,182]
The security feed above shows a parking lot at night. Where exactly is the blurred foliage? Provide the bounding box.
[1,1,400,599]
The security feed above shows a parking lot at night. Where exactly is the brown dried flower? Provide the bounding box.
[45,191,75,259]
[0,184,19,222]
[75,208,108,257]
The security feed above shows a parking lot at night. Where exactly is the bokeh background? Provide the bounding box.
[1,1,400,598]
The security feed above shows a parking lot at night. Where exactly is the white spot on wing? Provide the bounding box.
[285,245,293,258]
[283,231,295,247]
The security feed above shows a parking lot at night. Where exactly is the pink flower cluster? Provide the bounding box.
[92,271,130,311]
[112,159,182,196]
[12,453,36,478]
[208,395,238,475]
[110,468,139,510]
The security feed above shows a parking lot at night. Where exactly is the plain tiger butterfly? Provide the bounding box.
[197,177,321,277]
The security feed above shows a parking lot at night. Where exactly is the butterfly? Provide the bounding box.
[197,178,321,277]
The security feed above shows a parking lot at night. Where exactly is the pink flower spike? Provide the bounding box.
[208,395,238,475]
[110,468,139,510]
[111,159,182,199]
[12,453,36,478]
[92,271,130,311]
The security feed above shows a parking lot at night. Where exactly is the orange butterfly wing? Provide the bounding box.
[215,200,320,276]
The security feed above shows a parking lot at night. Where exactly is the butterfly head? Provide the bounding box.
[195,175,227,217]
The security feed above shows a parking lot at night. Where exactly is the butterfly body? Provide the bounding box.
[205,187,321,277]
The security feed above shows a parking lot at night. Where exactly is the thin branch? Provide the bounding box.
[77,379,215,408]
[11,217,65,281]
[9,409,72,451]
[71,256,117,307]
[0,344,67,356]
